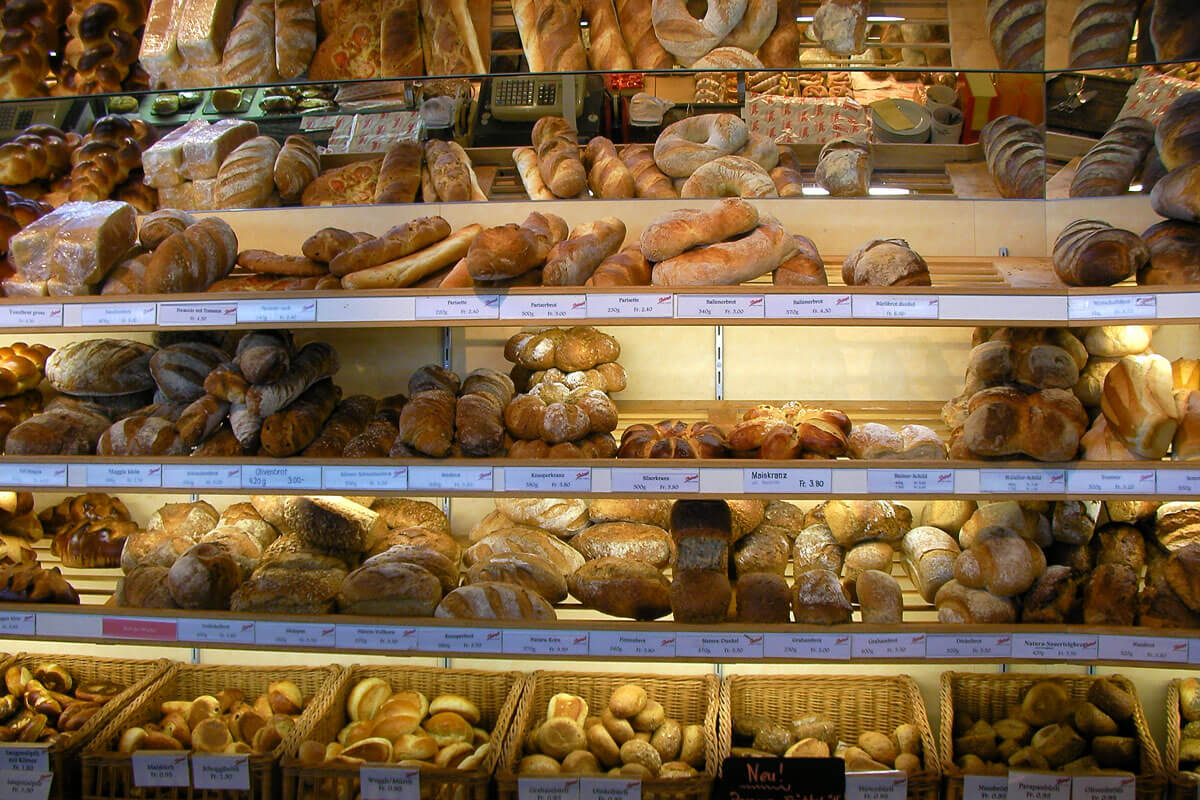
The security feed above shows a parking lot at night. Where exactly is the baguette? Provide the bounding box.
[583,137,636,199]
[340,224,483,289]
[585,247,652,287]
[330,217,451,277]
[543,217,626,286]
[513,147,556,200]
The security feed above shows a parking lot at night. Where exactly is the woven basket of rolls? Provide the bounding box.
[81,662,344,800]
[495,670,719,800]
[940,672,1164,800]
[719,672,939,800]
[1165,678,1200,800]
[281,664,524,800]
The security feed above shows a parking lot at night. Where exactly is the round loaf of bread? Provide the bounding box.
[120,529,194,573]
[199,526,263,575]
[337,560,442,616]
[569,557,671,620]
[116,564,177,608]
[1156,92,1200,172]
[283,496,384,552]
[149,342,228,403]
[570,522,672,568]
[229,552,347,614]
[434,582,557,621]
[1139,220,1200,285]
[495,498,589,537]
[369,498,451,537]
[167,542,242,610]
[146,501,220,539]
[651,219,797,287]
[842,238,931,287]
[464,530,585,575]
[365,544,459,594]
[735,572,791,623]
[46,339,156,396]
[465,552,567,603]
[216,502,278,550]
[857,570,903,624]
[732,528,789,577]
[792,523,844,573]
[368,526,461,564]
[587,499,672,528]
[791,568,852,624]
[1151,161,1200,223]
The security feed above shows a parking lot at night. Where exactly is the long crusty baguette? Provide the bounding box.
[513,147,556,200]
[447,141,488,201]
[543,217,627,285]
[439,258,473,288]
[341,225,484,289]
[330,217,452,277]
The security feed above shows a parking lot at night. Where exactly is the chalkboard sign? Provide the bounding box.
[718,757,845,800]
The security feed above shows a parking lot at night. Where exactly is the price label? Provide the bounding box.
[161,465,242,490]
[0,304,62,328]
[0,746,49,772]
[505,630,590,656]
[1008,773,1071,800]
[1012,634,1098,660]
[586,293,674,318]
[676,295,765,318]
[86,463,162,488]
[157,302,238,326]
[360,766,419,800]
[866,469,955,494]
[0,770,52,800]
[610,468,700,494]
[500,295,586,320]
[853,296,940,319]
[408,466,494,492]
[1098,635,1188,663]
[177,619,255,645]
[588,631,677,658]
[764,294,853,319]
[1073,775,1135,800]
[102,617,177,641]
[763,633,851,660]
[1066,470,1156,495]
[505,467,591,493]
[336,625,418,651]
[323,466,408,491]
[34,612,101,639]
[853,634,927,659]
[242,465,322,490]
[1158,470,1200,495]
[964,775,1010,800]
[676,633,763,659]
[0,464,66,488]
[926,634,1012,659]
[80,302,156,326]
[414,295,500,319]
[418,627,502,654]
[0,613,35,636]
[237,299,317,323]
[520,778,580,800]
[979,469,1066,494]
[191,755,250,791]
[743,468,831,493]
[845,772,908,800]
[316,296,414,323]
[255,621,336,648]
[580,778,641,800]
[131,752,190,787]
[1068,295,1156,320]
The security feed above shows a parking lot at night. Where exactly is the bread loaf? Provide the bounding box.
[381,0,421,77]
[935,579,1017,623]
[980,116,1044,199]
[570,557,671,620]
[1052,219,1149,286]
[583,137,635,199]
[1150,0,1200,62]
[465,552,565,602]
[986,0,1044,69]
[792,568,852,624]
[1070,117,1154,197]
[273,135,319,202]
[331,217,451,278]
[466,213,569,281]
[418,0,485,75]
[615,0,671,68]
[150,342,228,403]
[901,526,960,603]
[812,0,868,56]
[653,219,796,286]
[1156,93,1200,173]
[580,0,633,69]
[842,239,930,286]
[544,217,626,286]
[1151,162,1200,223]
[1140,220,1200,285]
[275,0,317,78]
[215,136,281,209]
[455,369,514,457]
[222,0,279,84]
[435,582,557,620]
[533,117,586,198]
[619,144,676,199]
[1101,354,1180,459]
[961,386,1088,461]
[512,0,587,71]
[260,379,340,457]
[375,142,421,204]
[586,247,653,287]
[46,340,154,397]
[815,138,872,196]
[857,570,903,623]
[1068,0,1139,68]
[337,558,442,616]
[759,0,801,66]
[143,216,238,294]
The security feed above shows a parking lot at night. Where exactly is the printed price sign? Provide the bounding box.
[1066,470,1156,494]
[0,464,66,488]
[336,625,417,652]
[131,752,190,787]
[853,296,939,319]
[242,465,322,490]
[979,470,1066,494]
[237,299,317,323]
[846,772,907,800]
[866,469,955,494]
[675,295,765,318]
[157,302,237,326]
[418,627,502,654]
[853,634,927,659]
[256,621,336,648]
[1073,775,1135,800]
[500,295,586,320]
[0,304,62,327]
[519,777,580,800]
[322,466,408,491]
[586,293,674,318]
[360,766,419,800]
[1013,634,1098,660]
[86,463,162,488]
[0,770,52,800]
[0,613,35,636]
[191,755,249,791]
[926,634,1012,659]
[101,617,177,641]
[161,465,242,490]
[764,294,853,319]
[743,468,831,493]
[80,302,156,326]
[676,633,763,659]
[589,632,677,658]
[178,619,255,645]
[505,467,591,493]
[1068,295,1156,320]
[1158,471,1200,495]
[414,295,499,319]
[763,633,851,660]
[1007,773,1071,800]
[964,775,1009,800]
[1098,635,1188,663]
[504,630,590,656]
[0,746,49,772]
[610,468,700,494]
[580,778,641,800]
[408,466,494,492]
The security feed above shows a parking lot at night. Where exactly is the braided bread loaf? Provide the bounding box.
[1070,117,1154,197]
[504,382,618,444]
[727,403,852,458]
[0,343,51,398]
[68,116,152,202]
[0,0,64,98]
[979,115,1044,199]
[0,126,80,185]
[63,0,148,93]
[617,420,729,458]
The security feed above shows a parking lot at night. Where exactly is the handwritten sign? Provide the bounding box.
[418,627,502,654]
[177,619,255,645]
[1066,470,1156,495]
[964,775,1009,800]
[845,771,908,800]
[1158,470,1200,495]
[853,634,927,659]
[580,778,641,800]
[336,625,418,652]
[322,466,408,491]
[0,770,52,800]
[191,755,249,790]
[504,630,590,657]
[408,466,494,492]
[0,746,49,772]
[1073,775,1135,800]
[360,766,419,800]
[86,463,161,488]
[0,464,66,488]
[161,465,242,490]
[1098,635,1188,663]
[1007,772,1071,800]
[519,778,580,800]
[0,613,35,636]
[255,621,335,648]
[866,469,955,494]
[1012,634,1098,661]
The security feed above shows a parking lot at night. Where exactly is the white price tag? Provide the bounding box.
[336,625,419,651]
[1159,470,1200,495]
[505,467,591,493]
[0,612,35,636]
[866,469,955,494]
[157,302,237,326]
[845,771,908,800]
[255,621,336,648]
[743,468,831,493]
[1013,634,1098,660]
[0,770,52,800]
[520,778,581,800]
[964,775,1010,800]
[1066,470,1156,495]
[588,631,677,658]
[500,294,586,320]
[191,754,249,791]
[178,619,255,645]
[1073,775,1135,800]
[236,299,317,323]
[415,295,500,319]
[316,296,414,323]
[161,465,242,490]
[1008,773,1072,800]
[0,746,49,772]
[580,778,641,800]
[1068,295,1156,320]
[763,633,851,660]
[418,627,502,654]
[0,464,66,488]
[34,612,101,639]
[131,752,191,787]
[853,295,940,319]
[926,634,1012,659]
[360,766,419,800]
[322,466,408,491]
[504,630,590,656]
[853,633,927,659]
[610,468,700,494]
[80,302,156,326]
[585,293,674,318]
[0,304,62,327]
[764,294,853,319]
[241,465,322,490]
[408,466,495,492]
[675,295,765,318]
[1098,635,1188,663]
[676,633,763,659]
[979,469,1066,494]
[86,463,162,487]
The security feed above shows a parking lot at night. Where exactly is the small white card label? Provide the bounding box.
[585,293,674,318]
[1066,470,1156,495]
[505,467,591,493]
[845,771,908,800]
[0,612,35,636]
[764,294,853,319]
[964,775,1010,800]
[676,633,764,659]
[177,619,255,645]
[743,468,831,493]
[86,463,161,487]
[0,770,52,800]
[979,469,1066,494]
[675,295,765,318]
[255,621,336,648]
[360,766,419,800]
[415,295,500,319]
[419,627,502,654]
[610,468,700,494]
[1098,635,1188,663]
[80,302,156,326]
[0,464,66,487]
[1013,634,1098,660]
[0,746,49,772]
[237,299,317,323]
[1008,773,1072,800]
[1073,775,1135,800]
[520,778,581,800]
[408,466,494,492]
[242,465,322,490]
[157,302,238,326]
[336,625,417,651]
[131,752,190,787]
[853,296,940,319]
[191,754,249,791]
[853,633,927,659]
[763,633,851,660]
[505,630,590,656]
[1068,295,1156,320]
[1158,470,1200,495]
[161,464,242,490]
[926,634,1012,659]
[0,304,62,327]
[588,631,677,658]
[580,778,641,800]
[866,469,955,494]
[500,294,586,320]
[323,466,408,491]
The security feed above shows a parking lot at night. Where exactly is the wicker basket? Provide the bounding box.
[281,664,525,800]
[719,673,940,800]
[939,672,1165,800]
[1165,679,1199,800]
[2,652,170,800]
[80,662,345,800]
[495,670,720,800]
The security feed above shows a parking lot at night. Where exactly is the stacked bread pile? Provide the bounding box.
[1,661,126,739]
[0,0,66,98]
[732,713,924,773]
[60,0,148,93]
[42,491,137,568]
[1146,93,1200,286]
[1177,677,1200,772]
[651,114,781,198]
[0,491,80,604]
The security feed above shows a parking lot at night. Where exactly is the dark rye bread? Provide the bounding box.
[1070,117,1154,197]
[149,342,229,402]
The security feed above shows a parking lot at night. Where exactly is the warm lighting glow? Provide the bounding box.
[867,15,905,21]
[1129,183,1144,191]
[802,186,830,195]
[869,187,912,196]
